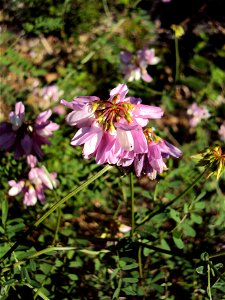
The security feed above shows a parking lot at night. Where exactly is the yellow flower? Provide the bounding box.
[171,24,185,38]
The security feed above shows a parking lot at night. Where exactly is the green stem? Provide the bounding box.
[34,165,112,227]
[53,207,62,244]
[0,165,113,263]
[138,246,143,279]
[175,37,180,82]
[130,172,135,238]
[2,247,78,273]
[207,263,212,300]
[209,251,225,259]
[136,168,208,229]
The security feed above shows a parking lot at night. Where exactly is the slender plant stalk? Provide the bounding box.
[175,37,180,82]
[53,207,62,244]
[209,251,225,259]
[130,172,135,237]
[1,247,78,273]
[0,165,113,263]
[207,263,213,300]
[34,165,113,227]
[136,168,208,228]
[138,246,143,279]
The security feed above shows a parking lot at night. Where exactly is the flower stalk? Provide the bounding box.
[130,172,135,238]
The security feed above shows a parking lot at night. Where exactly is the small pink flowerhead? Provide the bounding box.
[187,103,210,127]
[61,84,164,166]
[120,48,160,83]
[133,128,182,179]
[0,102,59,159]
[41,85,63,102]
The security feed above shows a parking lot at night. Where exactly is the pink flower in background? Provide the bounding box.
[41,85,65,115]
[120,48,160,82]
[61,84,163,165]
[29,84,65,115]
[218,124,225,141]
[133,128,182,179]
[0,102,59,159]
[8,166,58,206]
[41,85,63,103]
[187,103,210,127]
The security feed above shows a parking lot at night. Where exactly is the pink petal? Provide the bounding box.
[83,130,103,158]
[66,110,94,128]
[36,110,52,124]
[110,84,128,102]
[135,104,164,119]
[141,71,153,82]
[131,129,148,153]
[71,126,103,146]
[117,128,134,151]
[23,186,37,206]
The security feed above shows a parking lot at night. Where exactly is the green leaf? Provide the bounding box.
[160,239,171,251]
[172,231,184,249]
[122,286,137,296]
[182,223,196,237]
[196,266,205,274]
[68,274,79,281]
[21,267,30,282]
[40,263,52,275]
[183,203,189,214]
[79,249,110,256]
[194,202,205,209]
[2,279,16,286]
[123,277,139,283]
[211,67,225,86]
[190,213,203,224]
[212,282,225,292]
[169,209,181,223]
[30,260,37,272]
[200,252,209,261]
[1,199,8,227]
[122,263,139,270]
[112,287,120,299]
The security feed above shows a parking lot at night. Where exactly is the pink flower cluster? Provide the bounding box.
[0,102,59,159]
[61,84,182,179]
[41,85,63,103]
[8,157,58,206]
[120,48,160,82]
[187,103,210,127]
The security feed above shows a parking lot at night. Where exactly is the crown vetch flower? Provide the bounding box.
[192,146,225,180]
[133,128,182,179]
[120,48,160,82]
[61,84,163,164]
[187,103,210,127]
[8,166,58,206]
[0,102,59,159]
